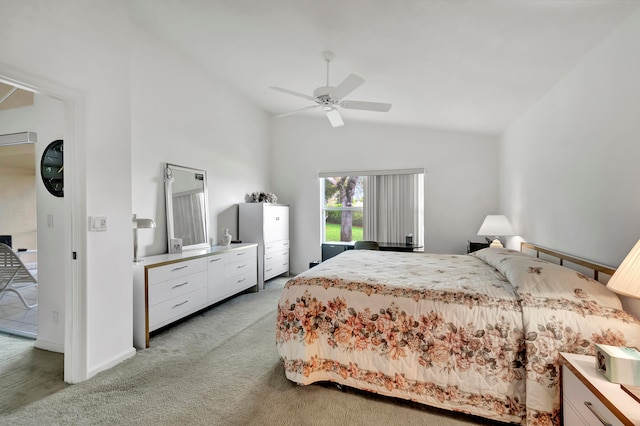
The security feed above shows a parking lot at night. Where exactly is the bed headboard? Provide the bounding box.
[520,242,616,283]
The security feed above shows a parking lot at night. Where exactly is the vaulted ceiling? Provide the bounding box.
[132,0,639,134]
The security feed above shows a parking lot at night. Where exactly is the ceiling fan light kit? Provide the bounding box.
[270,51,392,127]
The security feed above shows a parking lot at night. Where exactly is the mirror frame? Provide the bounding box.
[164,163,211,251]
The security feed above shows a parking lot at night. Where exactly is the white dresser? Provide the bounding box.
[133,243,257,349]
[238,203,289,289]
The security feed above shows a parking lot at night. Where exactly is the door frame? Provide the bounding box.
[0,61,87,383]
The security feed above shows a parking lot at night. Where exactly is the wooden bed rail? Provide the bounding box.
[520,242,616,282]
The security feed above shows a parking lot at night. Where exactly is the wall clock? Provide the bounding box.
[41,139,64,197]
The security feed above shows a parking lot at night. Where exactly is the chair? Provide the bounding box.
[0,243,38,309]
[353,241,380,251]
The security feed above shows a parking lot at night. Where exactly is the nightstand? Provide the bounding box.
[561,352,640,425]
[467,241,489,253]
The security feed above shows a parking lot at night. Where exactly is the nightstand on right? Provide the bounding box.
[561,352,640,426]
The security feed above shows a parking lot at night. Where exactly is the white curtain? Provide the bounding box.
[363,173,424,245]
[172,191,206,246]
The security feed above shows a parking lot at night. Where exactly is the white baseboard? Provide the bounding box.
[35,338,64,353]
[87,346,136,379]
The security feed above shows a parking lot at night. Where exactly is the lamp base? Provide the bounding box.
[489,238,503,248]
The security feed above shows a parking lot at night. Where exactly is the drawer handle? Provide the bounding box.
[237,278,246,284]
[266,256,273,260]
[209,258,222,262]
[266,268,273,272]
[172,300,188,309]
[171,265,189,271]
[266,246,274,250]
[172,282,188,289]
[237,264,246,269]
[283,263,288,266]
[584,402,613,426]
[236,252,246,256]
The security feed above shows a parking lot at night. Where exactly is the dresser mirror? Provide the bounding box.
[164,163,210,251]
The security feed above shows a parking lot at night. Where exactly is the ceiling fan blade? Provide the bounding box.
[276,104,320,118]
[330,74,365,100]
[325,108,344,127]
[269,86,318,102]
[340,100,392,112]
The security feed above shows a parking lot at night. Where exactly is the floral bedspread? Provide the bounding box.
[275,248,640,425]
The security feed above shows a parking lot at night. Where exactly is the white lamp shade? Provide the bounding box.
[133,218,156,229]
[477,215,515,237]
[607,239,640,299]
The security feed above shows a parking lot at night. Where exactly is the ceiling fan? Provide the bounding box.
[270,51,392,127]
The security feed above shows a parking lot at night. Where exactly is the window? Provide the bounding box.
[320,169,424,245]
[321,176,364,242]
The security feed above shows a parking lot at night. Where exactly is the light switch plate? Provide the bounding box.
[89,216,108,232]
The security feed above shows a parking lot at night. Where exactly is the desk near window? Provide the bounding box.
[321,241,423,262]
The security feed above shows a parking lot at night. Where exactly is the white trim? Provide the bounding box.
[87,347,136,378]
[319,168,424,178]
[0,61,87,383]
[34,338,64,353]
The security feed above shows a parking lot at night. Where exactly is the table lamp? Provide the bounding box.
[602,239,640,398]
[606,239,640,299]
[477,215,515,248]
[133,214,156,263]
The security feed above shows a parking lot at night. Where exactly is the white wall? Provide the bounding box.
[131,26,272,257]
[0,0,134,380]
[271,116,500,274]
[0,95,66,350]
[501,8,640,266]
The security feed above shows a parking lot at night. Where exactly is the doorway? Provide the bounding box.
[0,67,85,383]
[0,138,38,338]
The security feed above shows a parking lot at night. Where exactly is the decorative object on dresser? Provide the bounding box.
[595,344,640,385]
[219,228,232,246]
[247,191,277,203]
[561,352,640,426]
[168,238,182,254]
[238,203,289,289]
[477,214,515,248]
[132,243,258,349]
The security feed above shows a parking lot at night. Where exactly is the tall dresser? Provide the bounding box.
[239,203,289,289]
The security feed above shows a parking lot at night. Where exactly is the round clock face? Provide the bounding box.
[41,139,64,197]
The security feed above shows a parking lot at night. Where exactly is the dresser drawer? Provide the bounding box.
[225,247,256,263]
[563,364,624,426]
[148,257,207,283]
[148,270,207,306]
[149,287,208,331]
[265,248,288,268]
[265,248,288,281]
[224,268,257,295]
[264,239,289,254]
[224,248,256,278]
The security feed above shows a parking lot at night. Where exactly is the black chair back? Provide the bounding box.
[354,241,379,251]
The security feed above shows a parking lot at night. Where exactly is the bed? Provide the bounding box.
[275,243,640,425]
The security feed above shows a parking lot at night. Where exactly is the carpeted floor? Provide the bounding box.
[0,277,501,425]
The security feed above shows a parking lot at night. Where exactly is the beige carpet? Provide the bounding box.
[0,277,502,425]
